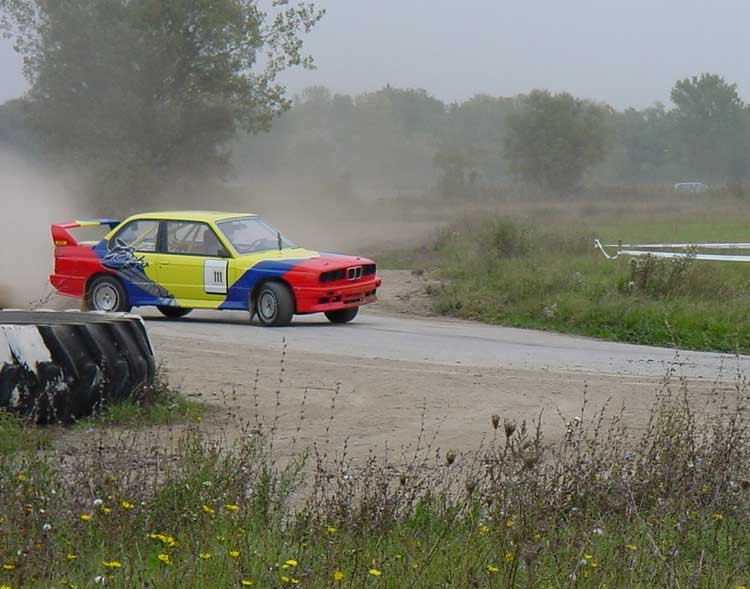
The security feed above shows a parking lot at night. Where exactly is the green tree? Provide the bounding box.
[433,144,478,198]
[670,73,747,183]
[610,103,676,183]
[504,90,611,193]
[0,0,323,206]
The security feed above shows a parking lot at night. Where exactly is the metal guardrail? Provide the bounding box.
[594,239,750,263]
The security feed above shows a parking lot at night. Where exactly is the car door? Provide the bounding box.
[157,220,232,307]
[105,219,164,302]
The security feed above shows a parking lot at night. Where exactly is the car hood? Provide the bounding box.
[234,249,374,273]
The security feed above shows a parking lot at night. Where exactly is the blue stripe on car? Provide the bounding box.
[219,259,306,311]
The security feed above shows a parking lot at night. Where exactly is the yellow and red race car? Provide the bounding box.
[50,211,381,326]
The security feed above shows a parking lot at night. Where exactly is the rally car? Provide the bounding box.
[50,211,381,326]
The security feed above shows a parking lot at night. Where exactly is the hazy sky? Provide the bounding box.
[1,0,747,108]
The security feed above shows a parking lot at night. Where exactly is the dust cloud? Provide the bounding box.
[0,148,83,308]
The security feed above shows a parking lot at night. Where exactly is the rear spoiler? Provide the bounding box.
[51,218,121,247]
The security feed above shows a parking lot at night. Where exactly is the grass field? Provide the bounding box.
[381,191,750,353]
[2,374,750,588]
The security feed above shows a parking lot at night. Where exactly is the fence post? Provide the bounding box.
[592,234,598,267]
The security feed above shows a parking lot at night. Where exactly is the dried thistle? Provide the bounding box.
[446,449,457,466]
[491,414,500,430]
[504,418,516,439]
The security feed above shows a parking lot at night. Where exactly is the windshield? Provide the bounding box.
[217,217,297,255]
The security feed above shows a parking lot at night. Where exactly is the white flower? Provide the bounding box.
[42,523,52,531]
[94,575,107,585]
[93,499,103,507]
[592,527,604,536]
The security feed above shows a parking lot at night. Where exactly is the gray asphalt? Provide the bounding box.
[140,308,746,380]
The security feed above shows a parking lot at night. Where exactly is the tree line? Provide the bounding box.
[0,1,748,203]
[236,75,750,197]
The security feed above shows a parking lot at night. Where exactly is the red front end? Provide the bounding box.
[285,257,382,314]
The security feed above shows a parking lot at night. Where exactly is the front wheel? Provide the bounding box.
[157,306,192,319]
[87,275,131,313]
[255,282,294,327]
[325,307,359,324]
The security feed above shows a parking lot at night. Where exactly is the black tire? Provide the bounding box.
[325,307,359,324]
[254,282,294,327]
[157,306,192,319]
[87,275,131,313]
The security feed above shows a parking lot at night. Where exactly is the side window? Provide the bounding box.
[111,220,159,252]
[165,221,228,257]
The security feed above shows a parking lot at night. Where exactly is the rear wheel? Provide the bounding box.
[157,306,192,319]
[255,282,294,327]
[87,275,131,313]
[325,307,359,324]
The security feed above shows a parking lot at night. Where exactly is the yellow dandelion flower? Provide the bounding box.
[285,559,298,567]
[713,513,724,522]
[241,582,254,587]
[0,585,11,589]
[2,564,15,570]
[506,519,514,528]
[202,505,215,515]
[533,532,542,540]
[102,561,122,568]
[487,565,499,573]
[395,554,403,560]
[217,535,227,542]
[584,554,593,560]
[229,550,240,559]
[101,507,111,514]
[225,504,239,511]
[280,576,290,583]
[591,562,598,569]
[67,554,77,560]
[327,526,337,534]
[291,580,300,585]
[158,553,171,565]
[368,568,382,576]
[120,501,134,510]
[625,544,638,551]
[17,474,27,482]
[504,552,514,562]
[199,553,212,560]
[478,524,490,535]
[80,514,92,522]
[334,570,345,580]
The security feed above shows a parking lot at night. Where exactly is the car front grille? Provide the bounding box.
[320,263,376,283]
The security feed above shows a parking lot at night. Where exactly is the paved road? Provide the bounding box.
[130,307,750,455]
[141,307,744,380]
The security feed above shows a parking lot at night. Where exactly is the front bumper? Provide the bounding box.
[293,278,382,314]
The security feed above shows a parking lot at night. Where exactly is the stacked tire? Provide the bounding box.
[0,310,155,424]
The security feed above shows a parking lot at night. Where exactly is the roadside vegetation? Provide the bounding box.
[382,190,750,353]
[2,373,750,587]
[72,373,206,430]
